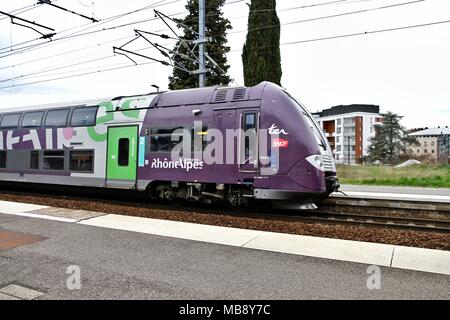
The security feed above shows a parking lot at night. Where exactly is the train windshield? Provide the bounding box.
[284,92,329,152]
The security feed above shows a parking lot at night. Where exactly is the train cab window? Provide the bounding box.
[45,109,70,127]
[0,113,21,129]
[22,112,44,128]
[243,113,257,164]
[30,151,39,169]
[118,139,129,166]
[0,151,6,168]
[150,127,185,152]
[43,150,65,170]
[70,150,93,172]
[71,107,98,127]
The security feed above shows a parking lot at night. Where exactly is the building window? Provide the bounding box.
[45,109,70,127]
[118,139,129,166]
[0,114,21,129]
[431,141,435,146]
[337,145,341,152]
[336,119,341,126]
[43,150,65,170]
[417,149,420,153]
[71,107,98,127]
[423,141,428,146]
[22,112,44,128]
[337,127,341,134]
[30,151,39,169]
[70,150,94,172]
[432,149,435,154]
[424,149,428,153]
[0,151,6,168]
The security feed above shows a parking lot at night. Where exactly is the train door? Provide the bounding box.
[238,109,260,173]
[106,126,138,189]
[214,109,237,182]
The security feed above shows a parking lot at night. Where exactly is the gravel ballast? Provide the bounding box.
[0,189,449,251]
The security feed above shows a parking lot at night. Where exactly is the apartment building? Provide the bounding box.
[312,105,383,164]
[408,127,450,164]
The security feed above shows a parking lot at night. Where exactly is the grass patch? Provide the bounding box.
[337,164,450,188]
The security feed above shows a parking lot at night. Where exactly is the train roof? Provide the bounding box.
[154,82,269,108]
[0,82,274,114]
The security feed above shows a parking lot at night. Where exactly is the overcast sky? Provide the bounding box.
[0,0,449,128]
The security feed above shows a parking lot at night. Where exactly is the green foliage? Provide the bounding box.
[337,164,450,188]
[168,0,232,89]
[242,0,282,86]
[366,111,419,165]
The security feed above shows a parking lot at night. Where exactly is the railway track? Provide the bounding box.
[294,212,450,233]
[0,183,449,234]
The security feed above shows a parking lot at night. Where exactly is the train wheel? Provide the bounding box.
[155,185,174,202]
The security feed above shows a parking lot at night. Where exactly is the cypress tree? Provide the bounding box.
[242,0,282,87]
[168,0,232,89]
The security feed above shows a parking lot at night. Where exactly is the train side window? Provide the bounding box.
[0,151,6,168]
[118,139,129,166]
[0,113,21,129]
[70,150,94,172]
[244,113,256,131]
[22,111,44,128]
[30,151,39,169]
[150,127,184,152]
[243,113,257,164]
[43,150,65,170]
[71,107,98,127]
[45,109,70,127]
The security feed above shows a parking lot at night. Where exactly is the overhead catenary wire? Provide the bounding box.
[0,0,435,84]
[0,60,158,90]
[1,17,449,91]
[0,0,181,56]
[37,0,99,23]
[0,0,247,59]
[226,0,426,36]
[0,0,62,21]
[0,34,135,71]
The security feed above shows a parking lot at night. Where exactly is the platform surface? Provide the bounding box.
[0,199,450,299]
[334,185,450,203]
[1,211,449,299]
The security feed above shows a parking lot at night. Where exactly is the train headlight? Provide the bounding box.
[306,155,325,171]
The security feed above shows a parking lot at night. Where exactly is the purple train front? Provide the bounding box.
[0,81,339,207]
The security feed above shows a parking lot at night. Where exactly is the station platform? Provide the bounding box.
[1,200,449,299]
[333,185,450,203]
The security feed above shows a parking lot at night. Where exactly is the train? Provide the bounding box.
[0,81,340,208]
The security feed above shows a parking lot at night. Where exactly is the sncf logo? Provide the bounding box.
[272,138,289,148]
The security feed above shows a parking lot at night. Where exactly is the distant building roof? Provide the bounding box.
[313,104,380,117]
[409,127,450,136]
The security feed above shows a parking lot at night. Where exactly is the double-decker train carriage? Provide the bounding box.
[0,82,339,207]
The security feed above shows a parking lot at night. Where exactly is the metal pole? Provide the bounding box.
[198,0,206,87]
